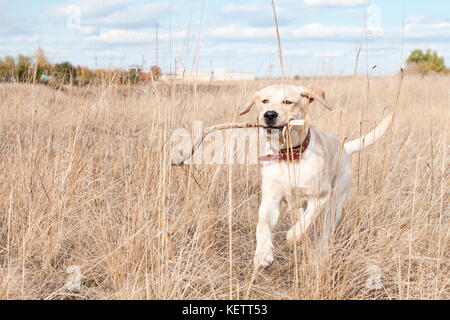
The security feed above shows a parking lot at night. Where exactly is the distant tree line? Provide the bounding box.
[5,48,446,83]
[0,47,162,85]
[406,49,448,75]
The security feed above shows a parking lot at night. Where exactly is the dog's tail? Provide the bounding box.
[344,112,394,155]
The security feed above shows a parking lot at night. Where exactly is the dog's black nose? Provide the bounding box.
[263,110,278,124]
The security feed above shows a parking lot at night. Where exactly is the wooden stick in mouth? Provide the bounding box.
[170,120,305,166]
[171,122,264,166]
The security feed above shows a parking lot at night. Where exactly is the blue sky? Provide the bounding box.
[1,0,449,76]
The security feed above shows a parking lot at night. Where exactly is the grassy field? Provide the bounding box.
[0,75,448,299]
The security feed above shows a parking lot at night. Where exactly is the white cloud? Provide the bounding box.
[301,0,365,7]
[90,49,123,58]
[314,50,344,57]
[219,2,295,27]
[405,16,426,24]
[0,35,39,44]
[404,22,450,41]
[206,23,364,42]
[284,49,310,56]
[83,3,172,28]
[46,1,172,30]
[87,29,185,44]
[47,0,132,18]
[46,48,76,59]
[237,47,277,54]
[291,23,362,39]
[206,25,275,41]
[238,48,309,56]
[78,26,99,36]
[88,29,152,44]
[187,45,309,59]
[221,3,262,14]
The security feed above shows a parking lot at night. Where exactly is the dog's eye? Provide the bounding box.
[283,100,293,105]
[262,99,269,104]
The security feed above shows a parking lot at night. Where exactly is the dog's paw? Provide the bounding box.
[253,250,274,268]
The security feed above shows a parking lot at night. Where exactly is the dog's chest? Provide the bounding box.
[261,156,327,196]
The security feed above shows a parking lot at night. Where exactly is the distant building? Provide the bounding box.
[212,68,255,81]
[121,65,142,73]
[160,68,255,82]
[160,71,211,82]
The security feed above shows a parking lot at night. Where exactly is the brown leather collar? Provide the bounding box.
[259,128,311,162]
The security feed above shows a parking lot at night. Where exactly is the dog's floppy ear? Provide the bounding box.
[239,92,260,115]
[299,87,333,111]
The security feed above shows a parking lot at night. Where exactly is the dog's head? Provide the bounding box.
[240,84,333,136]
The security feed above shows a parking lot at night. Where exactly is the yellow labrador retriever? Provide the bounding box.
[240,84,393,268]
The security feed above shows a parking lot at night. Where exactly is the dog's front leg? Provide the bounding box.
[286,195,329,243]
[254,191,282,268]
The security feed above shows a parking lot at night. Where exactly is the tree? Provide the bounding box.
[34,47,52,82]
[407,49,448,75]
[77,65,94,85]
[17,55,33,82]
[4,56,16,79]
[54,61,77,84]
[0,56,16,81]
[34,47,51,67]
[150,65,161,81]
[124,67,141,84]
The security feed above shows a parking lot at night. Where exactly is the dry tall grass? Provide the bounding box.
[0,75,448,299]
